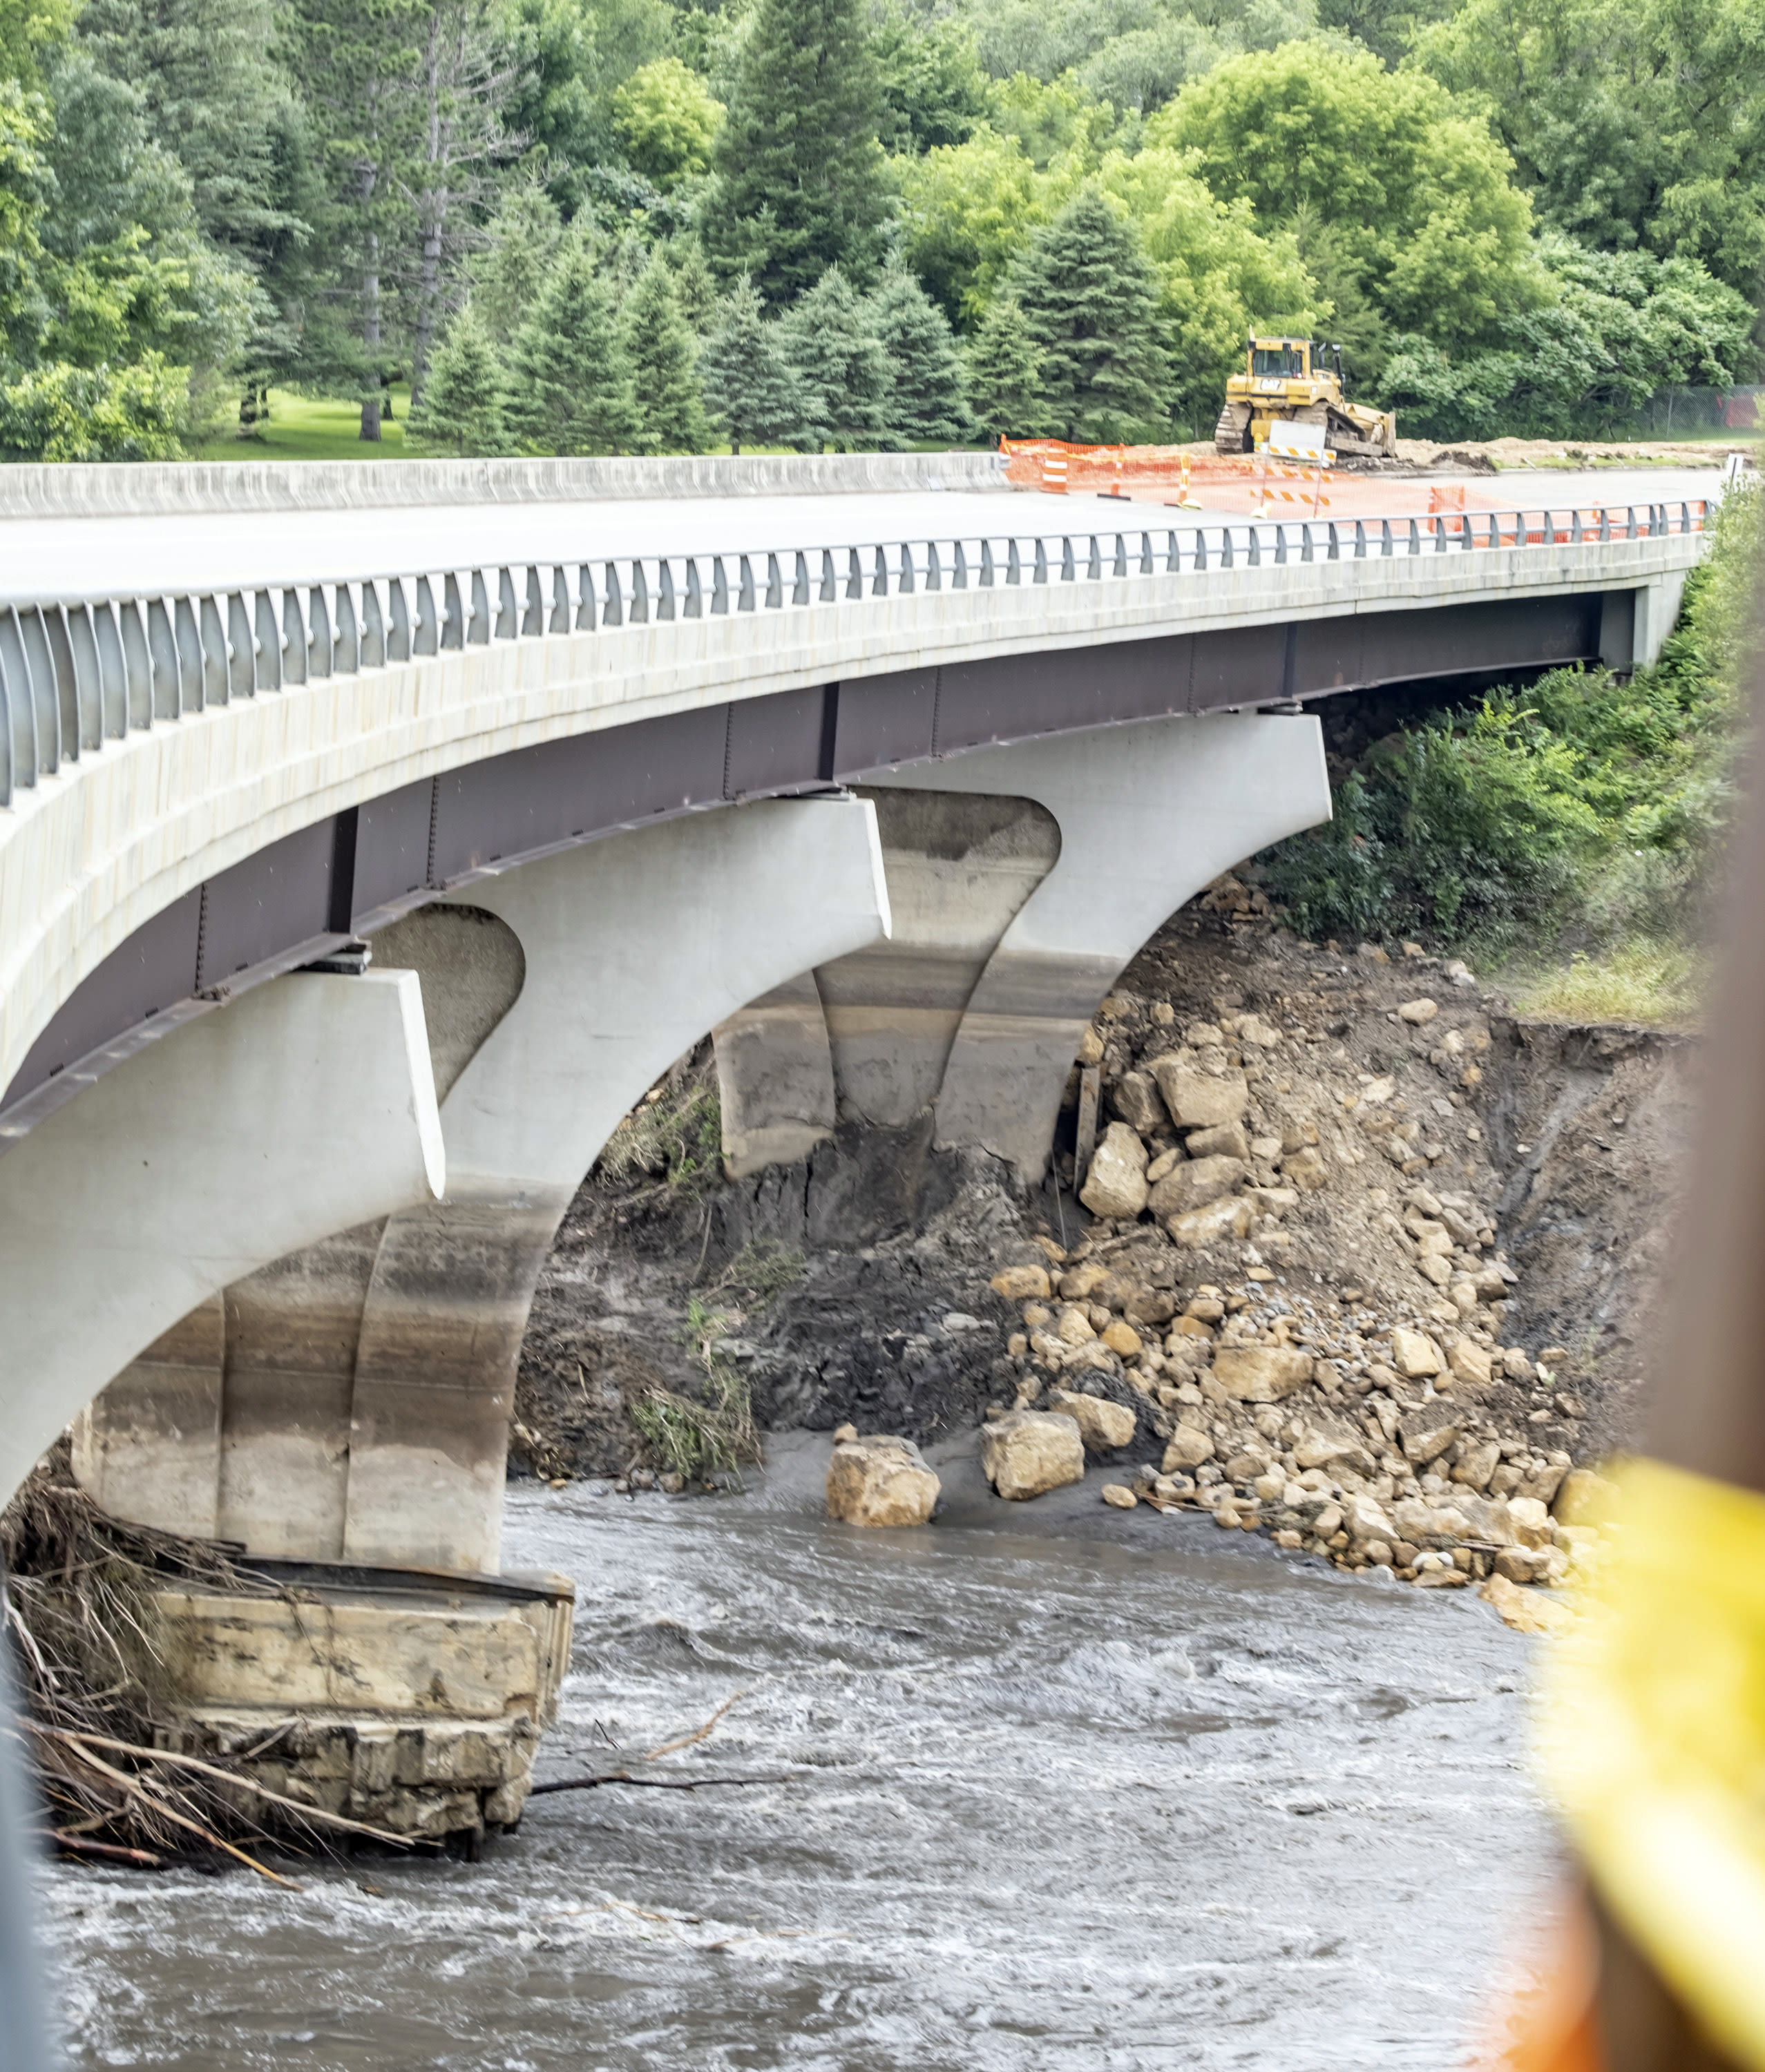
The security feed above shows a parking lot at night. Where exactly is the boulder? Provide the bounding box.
[1080,1122,1150,1221]
[1049,1388,1137,1452]
[1343,1492,1399,1546]
[1149,1058,1249,1130]
[1554,1467,1619,1526]
[1481,1573,1574,1635]
[1110,1071,1168,1138]
[1290,1413,1376,1478]
[1124,1288,1176,1327]
[1494,1546,1551,1584]
[1101,1484,1138,1510]
[1055,1305,1096,1345]
[1445,1339,1493,1390]
[1100,1319,1143,1358]
[1450,1437,1500,1491]
[1185,1120,1250,1163]
[1212,1345,1314,1402]
[981,1410,1087,1500]
[1149,1154,1247,1218]
[826,1435,941,1528]
[1166,1198,1257,1248]
[1397,997,1440,1025]
[1162,1423,1216,1471]
[1390,1328,1444,1379]
[1399,1403,1460,1466]
[990,1265,1051,1302]
[1281,1145,1330,1191]
[1507,1495,1554,1550]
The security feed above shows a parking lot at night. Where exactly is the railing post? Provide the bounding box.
[953,541,968,588]
[712,557,729,615]
[1061,537,1076,582]
[847,547,864,599]
[738,555,756,611]
[1033,539,1048,584]
[872,546,888,597]
[821,548,837,602]
[765,552,782,607]
[658,561,676,621]
[1381,519,1393,557]
[685,559,703,618]
[1165,529,1179,573]
[1007,539,1022,584]
[602,562,624,627]
[926,541,942,591]
[1353,519,1367,559]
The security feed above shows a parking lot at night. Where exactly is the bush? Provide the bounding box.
[1261,481,1760,959]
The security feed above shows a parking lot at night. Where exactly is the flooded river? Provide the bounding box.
[44,1439,1556,2069]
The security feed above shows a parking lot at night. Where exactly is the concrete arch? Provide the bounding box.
[72,793,893,1569]
[0,970,443,1500]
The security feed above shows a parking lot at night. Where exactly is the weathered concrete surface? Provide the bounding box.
[714,973,839,1178]
[147,1564,575,1839]
[0,970,442,1504]
[817,789,1060,1127]
[77,795,892,1571]
[889,711,1329,1178]
[712,711,1330,1188]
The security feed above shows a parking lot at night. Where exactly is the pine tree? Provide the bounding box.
[1011,186,1171,443]
[703,0,890,302]
[409,303,507,453]
[699,275,809,453]
[286,0,430,438]
[964,294,1051,441]
[622,254,709,454]
[869,269,969,445]
[503,233,641,454]
[779,264,892,450]
[468,186,560,346]
[670,240,717,334]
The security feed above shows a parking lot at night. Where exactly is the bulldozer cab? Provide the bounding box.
[1250,340,1310,381]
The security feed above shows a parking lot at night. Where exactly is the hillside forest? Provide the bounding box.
[0,0,1757,461]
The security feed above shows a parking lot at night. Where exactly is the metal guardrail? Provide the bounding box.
[0,500,1708,811]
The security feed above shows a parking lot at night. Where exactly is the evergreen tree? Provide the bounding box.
[621,252,708,452]
[702,0,890,302]
[964,294,1051,441]
[1011,186,1170,442]
[869,268,968,445]
[699,274,808,452]
[779,263,892,449]
[409,302,506,453]
[670,239,717,332]
[503,231,640,453]
[287,0,430,439]
[470,185,561,345]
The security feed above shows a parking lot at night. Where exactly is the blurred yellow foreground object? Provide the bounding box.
[1536,1456,1765,2071]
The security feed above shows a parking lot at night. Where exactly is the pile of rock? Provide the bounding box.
[964,969,1624,1613]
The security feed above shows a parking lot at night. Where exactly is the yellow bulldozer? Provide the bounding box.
[1213,335,1397,460]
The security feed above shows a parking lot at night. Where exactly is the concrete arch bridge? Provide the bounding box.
[0,454,1708,1836]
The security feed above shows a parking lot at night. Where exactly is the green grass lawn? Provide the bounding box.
[186,387,414,461]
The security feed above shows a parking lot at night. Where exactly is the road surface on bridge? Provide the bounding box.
[0,465,1719,604]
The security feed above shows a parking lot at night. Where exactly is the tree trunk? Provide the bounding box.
[359,162,383,445]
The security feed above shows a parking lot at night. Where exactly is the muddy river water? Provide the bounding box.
[43,1439,1557,2070]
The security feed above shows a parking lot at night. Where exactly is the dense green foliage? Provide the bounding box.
[1261,487,1762,957]
[0,0,1758,456]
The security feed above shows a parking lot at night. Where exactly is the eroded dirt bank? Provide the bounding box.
[515,892,1694,1530]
